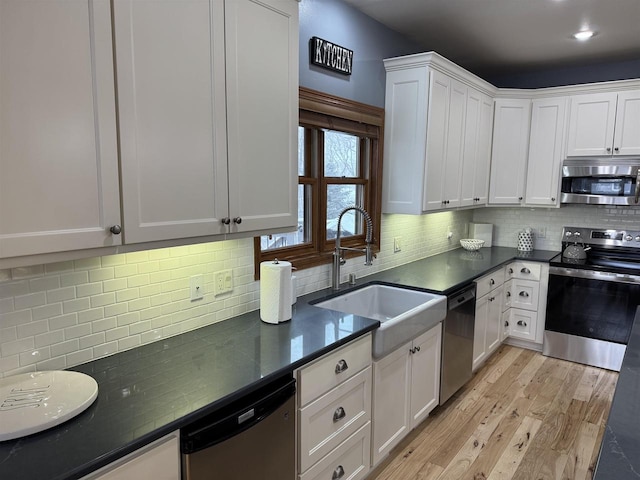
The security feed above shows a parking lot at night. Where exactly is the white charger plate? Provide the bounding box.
[0,371,98,441]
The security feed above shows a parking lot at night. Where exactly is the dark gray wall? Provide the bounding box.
[299,0,420,107]
[487,58,640,89]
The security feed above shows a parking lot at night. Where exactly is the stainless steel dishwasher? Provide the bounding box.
[440,284,476,404]
[181,374,296,480]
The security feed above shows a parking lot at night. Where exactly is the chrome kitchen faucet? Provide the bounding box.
[332,206,374,290]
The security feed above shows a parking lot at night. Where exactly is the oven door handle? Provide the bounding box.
[550,266,640,284]
[635,170,640,204]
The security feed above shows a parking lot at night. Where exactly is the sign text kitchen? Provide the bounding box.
[310,37,353,76]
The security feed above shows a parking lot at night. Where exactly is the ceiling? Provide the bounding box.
[342,0,640,80]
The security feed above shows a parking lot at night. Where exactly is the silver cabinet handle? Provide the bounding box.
[332,466,345,480]
[607,147,612,152]
[333,407,346,422]
[509,268,514,274]
[335,359,348,374]
[505,320,509,327]
[489,279,495,285]
[506,291,511,298]
[110,225,122,235]
[521,267,531,274]
[519,291,529,298]
[221,217,231,225]
[517,320,527,327]
[233,217,242,224]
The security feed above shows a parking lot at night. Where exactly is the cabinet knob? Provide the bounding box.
[521,267,531,274]
[519,291,530,298]
[335,359,349,374]
[517,320,527,327]
[614,147,620,152]
[509,268,514,274]
[415,345,420,352]
[607,147,612,152]
[489,279,495,285]
[109,225,122,235]
[518,196,523,201]
[489,296,494,302]
[333,406,346,422]
[505,320,509,327]
[233,217,242,224]
[221,217,231,225]
[332,466,345,480]
[506,291,511,298]
[551,197,556,202]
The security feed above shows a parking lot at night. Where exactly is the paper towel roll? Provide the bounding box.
[260,260,292,324]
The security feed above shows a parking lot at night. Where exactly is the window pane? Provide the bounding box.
[324,131,359,177]
[326,184,363,240]
[261,184,311,250]
[298,126,305,176]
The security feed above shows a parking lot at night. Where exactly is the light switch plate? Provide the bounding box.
[190,275,204,301]
[393,236,402,253]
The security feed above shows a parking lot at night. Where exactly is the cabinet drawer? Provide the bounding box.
[505,261,541,281]
[299,367,371,473]
[475,268,505,298]
[299,422,371,480]
[507,309,537,341]
[298,334,371,407]
[506,279,539,311]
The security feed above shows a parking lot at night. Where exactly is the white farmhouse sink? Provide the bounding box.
[313,284,447,358]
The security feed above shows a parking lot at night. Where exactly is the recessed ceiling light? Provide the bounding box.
[573,30,596,41]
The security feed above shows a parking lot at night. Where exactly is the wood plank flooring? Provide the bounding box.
[368,345,618,480]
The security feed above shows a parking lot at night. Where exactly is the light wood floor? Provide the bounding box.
[368,345,618,480]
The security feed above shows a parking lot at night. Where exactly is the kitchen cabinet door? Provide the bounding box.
[409,323,441,430]
[82,431,179,480]
[0,0,121,259]
[489,99,531,205]
[423,70,450,211]
[613,90,640,156]
[424,72,466,210]
[566,92,618,157]
[461,89,493,207]
[486,285,503,355]
[114,0,229,244]
[225,0,298,234]
[473,293,489,371]
[371,341,411,466]
[525,97,568,207]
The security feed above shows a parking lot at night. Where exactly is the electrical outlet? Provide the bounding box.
[190,275,204,301]
[536,226,547,238]
[447,225,453,239]
[214,269,233,296]
[393,236,402,253]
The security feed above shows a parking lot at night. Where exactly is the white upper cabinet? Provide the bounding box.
[424,71,467,211]
[0,0,122,258]
[116,0,298,243]
[460,89,493,207]
[114,0,229,244]
[566,90,640,157]
[225,0,298,234]
[489,99,531,205]
[382,53,494,214]
[524,97,568,207]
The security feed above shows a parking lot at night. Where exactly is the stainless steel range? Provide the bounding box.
[544,226,640,371]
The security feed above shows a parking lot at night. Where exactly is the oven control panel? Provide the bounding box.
[562,227,640,248]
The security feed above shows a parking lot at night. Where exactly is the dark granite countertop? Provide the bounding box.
[594,306,640,479]
[0,246,558,480]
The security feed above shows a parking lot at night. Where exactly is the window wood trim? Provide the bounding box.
[254,87,384,279]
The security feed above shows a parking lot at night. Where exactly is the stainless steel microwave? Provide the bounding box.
[561,158,640,205]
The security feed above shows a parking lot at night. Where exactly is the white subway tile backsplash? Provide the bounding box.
[0,210,475,377]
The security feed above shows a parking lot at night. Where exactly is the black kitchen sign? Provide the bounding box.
[310,37,353,75]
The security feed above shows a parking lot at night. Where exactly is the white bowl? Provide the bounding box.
[460,239,485,251]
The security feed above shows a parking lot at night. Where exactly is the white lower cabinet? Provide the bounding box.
[503,261,549,345]
[297,334,372,480]
[371,323,442,467]
[81,431,180,480]
[473,268,505,371]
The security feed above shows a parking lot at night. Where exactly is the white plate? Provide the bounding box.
[0,371,98,441]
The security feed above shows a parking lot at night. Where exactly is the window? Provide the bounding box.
[254,87,384,275]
